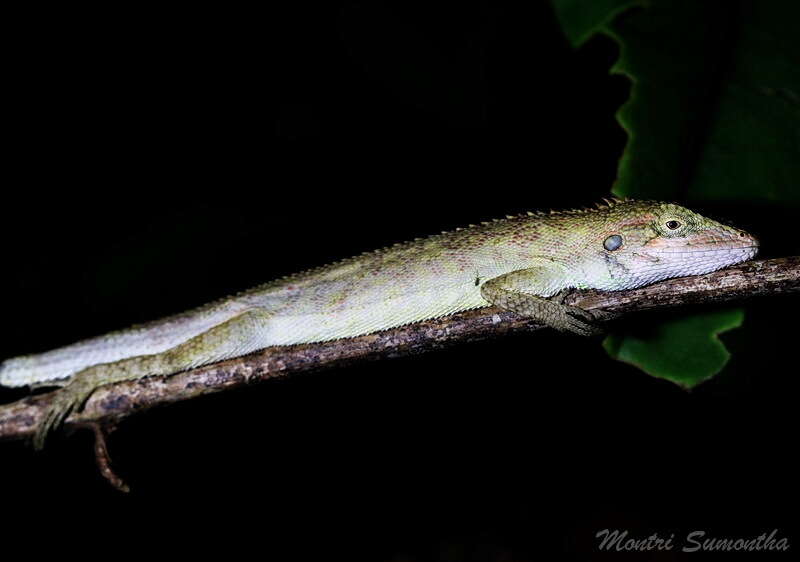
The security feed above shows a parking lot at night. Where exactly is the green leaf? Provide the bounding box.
[552,0,640,48]
[603,309,744,389]
[552,0,800,386]
[606,0,800,201]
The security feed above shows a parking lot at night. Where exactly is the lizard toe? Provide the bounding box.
[32,381,94,450]
[562,306,605,336]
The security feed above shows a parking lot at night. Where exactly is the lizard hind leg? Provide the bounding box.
[33,308,274,450]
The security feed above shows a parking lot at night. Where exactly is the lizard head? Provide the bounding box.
[588,200,758,290]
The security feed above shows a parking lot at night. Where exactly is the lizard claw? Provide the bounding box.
[587,307,619,323]
[563,310,604,336]
[560,305,608,336]
[33,378,95,450]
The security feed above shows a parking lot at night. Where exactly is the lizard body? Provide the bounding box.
[0,199,759,447]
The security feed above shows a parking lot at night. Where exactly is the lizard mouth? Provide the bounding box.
[655,245,758,253]
[633,245,757,261]
[632,243,759,280]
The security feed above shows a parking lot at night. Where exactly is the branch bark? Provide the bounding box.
[1,257,798,443]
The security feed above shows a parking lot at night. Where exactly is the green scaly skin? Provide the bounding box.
[0,199,759,448]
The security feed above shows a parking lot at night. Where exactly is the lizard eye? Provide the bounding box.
[603,234,623,251]
[666,220,681,230]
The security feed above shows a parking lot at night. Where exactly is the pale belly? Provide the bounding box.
[261,282,489,345]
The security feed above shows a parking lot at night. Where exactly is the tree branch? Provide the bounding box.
[1,257,798,442]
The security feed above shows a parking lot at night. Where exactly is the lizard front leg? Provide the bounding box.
[34,308,273,449]
[480,268,604,336]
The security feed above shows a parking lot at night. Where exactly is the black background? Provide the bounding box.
[1,2,796,560]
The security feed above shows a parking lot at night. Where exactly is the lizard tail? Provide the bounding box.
[0,300,259,388]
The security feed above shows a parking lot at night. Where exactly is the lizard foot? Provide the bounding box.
[586,307,619,323]
[557,304,606,336]
[33,374,97,450]
[551,290,616,335]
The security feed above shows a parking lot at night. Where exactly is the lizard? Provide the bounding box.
[0,199,758,448]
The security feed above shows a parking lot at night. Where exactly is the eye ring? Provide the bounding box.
[603,234,623,251]
[666,220,681,230]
